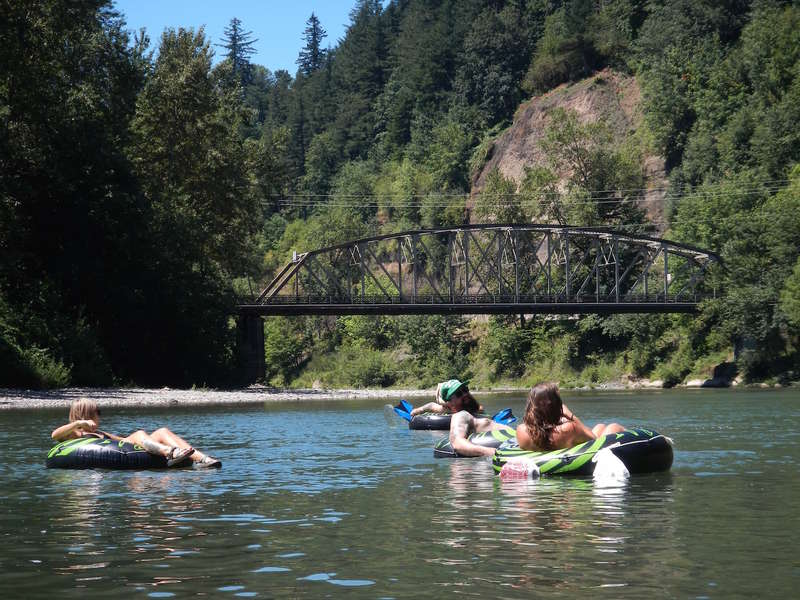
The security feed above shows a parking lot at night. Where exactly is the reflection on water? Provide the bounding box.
[1,388,799,598]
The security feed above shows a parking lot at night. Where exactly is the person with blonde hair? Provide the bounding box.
[51,398,221,468]
[515,383,625,451]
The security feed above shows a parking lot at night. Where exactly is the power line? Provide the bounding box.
[263,178,793,197]
[264,188,792,210]
[262,178,794,198]
[259,179,795,209]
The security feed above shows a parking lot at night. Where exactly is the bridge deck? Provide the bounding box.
[238,300,699,316]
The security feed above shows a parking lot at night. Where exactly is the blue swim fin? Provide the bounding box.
[392,400,413,422]
[491,408,516,425]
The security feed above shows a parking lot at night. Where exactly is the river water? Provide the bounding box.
[1,388,798,598]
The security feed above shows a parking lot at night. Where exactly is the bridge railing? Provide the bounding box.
[258,292,706,305]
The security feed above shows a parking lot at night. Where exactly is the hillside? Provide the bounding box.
[3,1,799,389]
[472,69,668,228]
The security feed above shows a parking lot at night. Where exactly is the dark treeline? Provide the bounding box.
[1,0,799,389]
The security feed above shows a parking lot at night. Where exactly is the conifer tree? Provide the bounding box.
[331,0,388,158]
[218,17,258,86]
[297,13,327,75]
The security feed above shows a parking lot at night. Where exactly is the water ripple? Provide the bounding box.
[1,392,799,598]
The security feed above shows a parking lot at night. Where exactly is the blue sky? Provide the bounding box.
[112,1,359,74]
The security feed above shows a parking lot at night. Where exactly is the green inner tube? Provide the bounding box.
[46,437,175,470]
[433,427,517,458]
[492,428,673,477]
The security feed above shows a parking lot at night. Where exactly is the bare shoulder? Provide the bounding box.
[451,410,473,427]
[515,423,534,450]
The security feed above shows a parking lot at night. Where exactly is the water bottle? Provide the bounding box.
[499,460,540,480]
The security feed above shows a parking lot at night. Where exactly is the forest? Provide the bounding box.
[1,0,799,389]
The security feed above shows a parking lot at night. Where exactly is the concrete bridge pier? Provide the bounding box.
[237,314,265,384]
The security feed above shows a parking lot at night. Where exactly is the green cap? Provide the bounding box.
[440,379,469,402]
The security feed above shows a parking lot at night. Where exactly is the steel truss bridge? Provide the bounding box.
[239,224,721,317]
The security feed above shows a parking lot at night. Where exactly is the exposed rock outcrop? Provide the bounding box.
[471,69,668,230]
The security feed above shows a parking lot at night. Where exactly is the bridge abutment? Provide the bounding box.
[237,314,265,384]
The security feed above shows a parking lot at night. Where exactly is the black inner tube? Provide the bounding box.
[46,438,174,470]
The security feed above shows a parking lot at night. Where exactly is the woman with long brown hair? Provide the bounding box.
[516,383,625,451]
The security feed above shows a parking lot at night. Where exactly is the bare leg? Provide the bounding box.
[148,427,191,448]
[123,429,194,466]
[149,427,220,466]
[123,430,172,456]
[593,423,626,437]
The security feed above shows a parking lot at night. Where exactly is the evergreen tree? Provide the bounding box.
[331,0,389,159]
[377,0,483,150]
[522,0,598,94]
[781,256,800,329]
[455,4,530,124]
[297,13,327,75]
[253,125,292,217]
[288,91,308,181]
[267,69,294,127]
[218,17,258,86]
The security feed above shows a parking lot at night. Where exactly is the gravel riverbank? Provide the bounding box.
[0,385,437,411]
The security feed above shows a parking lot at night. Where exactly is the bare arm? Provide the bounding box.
[449,412,495,457]
[559,403,595,440]
[566,406,593,433]
[552,418,595,448]
[51,419,97,442]
[97,430,123,442]
[410,402,445,417]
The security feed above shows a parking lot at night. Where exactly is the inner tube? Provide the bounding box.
[409,412,457,430]
[433,427,516,458]
[46,438,174,470]
[492,428,673,477]
[410,411,499,430]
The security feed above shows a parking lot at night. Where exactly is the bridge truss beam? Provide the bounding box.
[240,225,720,317]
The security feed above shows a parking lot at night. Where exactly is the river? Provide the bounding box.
[1,387,798,598]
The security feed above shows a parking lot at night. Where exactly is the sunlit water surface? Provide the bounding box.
[1,388,798,598]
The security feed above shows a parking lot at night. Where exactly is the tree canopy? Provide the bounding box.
[2,0,799,388]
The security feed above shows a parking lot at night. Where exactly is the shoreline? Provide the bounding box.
[0,385,438,411]
[1,380,791,411]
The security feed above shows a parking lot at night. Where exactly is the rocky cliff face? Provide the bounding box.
[471,69,668,229]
